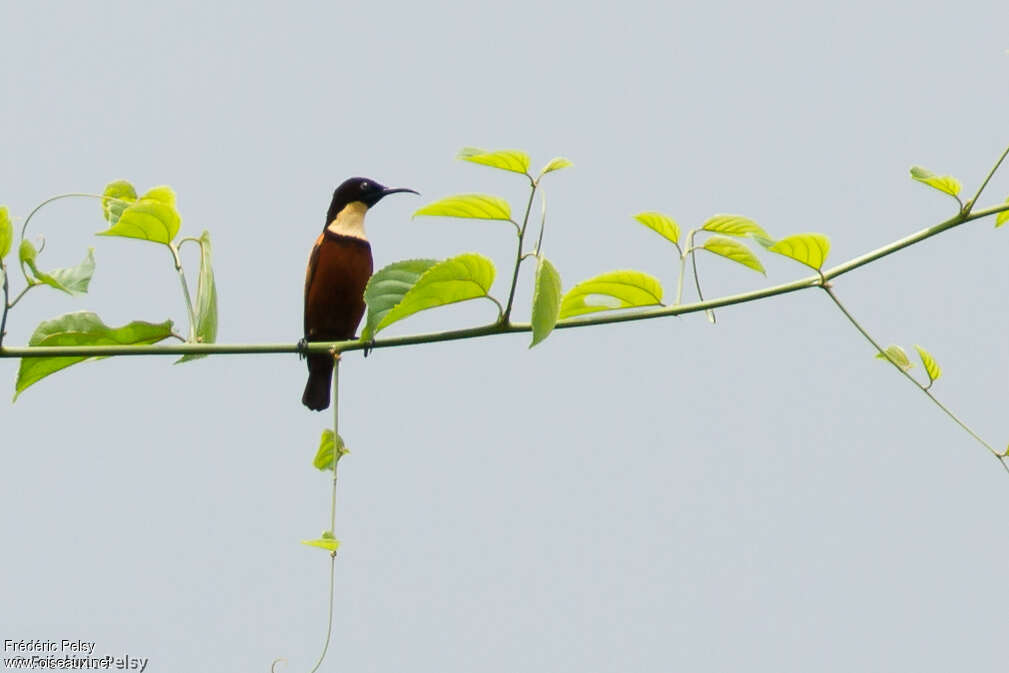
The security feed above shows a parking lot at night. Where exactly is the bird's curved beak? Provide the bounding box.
[363,184,419,208]
[381,187,420,197]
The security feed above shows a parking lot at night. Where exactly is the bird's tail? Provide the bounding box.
[302,354,333,411]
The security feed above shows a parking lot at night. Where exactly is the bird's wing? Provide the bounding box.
[303,232,324,335]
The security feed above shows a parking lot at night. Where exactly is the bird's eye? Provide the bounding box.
[360,181,369,191]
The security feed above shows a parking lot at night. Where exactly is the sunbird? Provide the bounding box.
[302,177,417,410]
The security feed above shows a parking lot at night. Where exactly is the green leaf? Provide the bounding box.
[0,205,12,259]
[14,311,174,400]
[559,270,663,319]
[373,253,497,335]
[995,197,1009,228]
[19,238,37,267]
[177,231,219,364]
[633,212,680,246]
[17,237,88,293]
[142,185,176,207]
[540,157,574,176]
[701,236,766,274]
[457,147,531,175]
[35,248,97,294]
[910,166,962,199]
[362,258,439,341]
[97,185,180,244]
[20,241,95,295]
[529,256,561,348]
[914,345,941,383]
[413,194,512,222]
[701,214,770,239]
[101,180,137,225]
[301,530,340,552]
[767,233,831,270]
[312,429,349,471]
[875,345,912,371]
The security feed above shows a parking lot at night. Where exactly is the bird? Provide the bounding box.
[302,177,418,410]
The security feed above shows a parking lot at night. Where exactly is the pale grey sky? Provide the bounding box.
[3,1,1009,671]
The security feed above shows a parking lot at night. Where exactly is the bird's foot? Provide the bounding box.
[297,338,309,360]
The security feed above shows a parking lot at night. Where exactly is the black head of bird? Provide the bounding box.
[325,177,419,230]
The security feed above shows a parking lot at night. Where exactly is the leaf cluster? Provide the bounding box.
[357,147,836,351]
[1,181,220,398]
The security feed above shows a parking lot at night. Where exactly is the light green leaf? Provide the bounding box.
[914,345,941,383]
[768,233,831,270]
[559,270,663,319]
[19,238,37,267]
[457,147,531,175]
[633,212,680,246]
[176,232,219,363]
[312,429,350,471]
[530,256,561,348]
[910,166,962,199]
[0,205,12,259]
[17,237,88,293]
[101,180,137,225]
[141,185,176,208]
[14,311,174,400]
[540,157,574,176]
[701,214,770,240]
[362,258,439,341]
[374,253,497,335]
[995,197,1009,228]
[875,344,913,371]
[701,235,766,274]
[301,530,341,552]
[193,232,218,341]
[33,248,96,295]
[413,194,512,222]
[97,185,180,244]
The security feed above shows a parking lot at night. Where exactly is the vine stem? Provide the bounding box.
[0,267,35,348]
[0,265,9,347]
[501,177,538,323]
[304,560,336,673]
[966,143,1009,214]
[675,230,696,305]
[273,356,342,673]
[691,247,715,323]
[18,192,110,240]
[533,191,547,257]
[674,230,714,321]
[169,243,198,341]
[306,354,342,673]
[329,355,341,531]
[7,284,33,310]
[822,283,1009,475]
